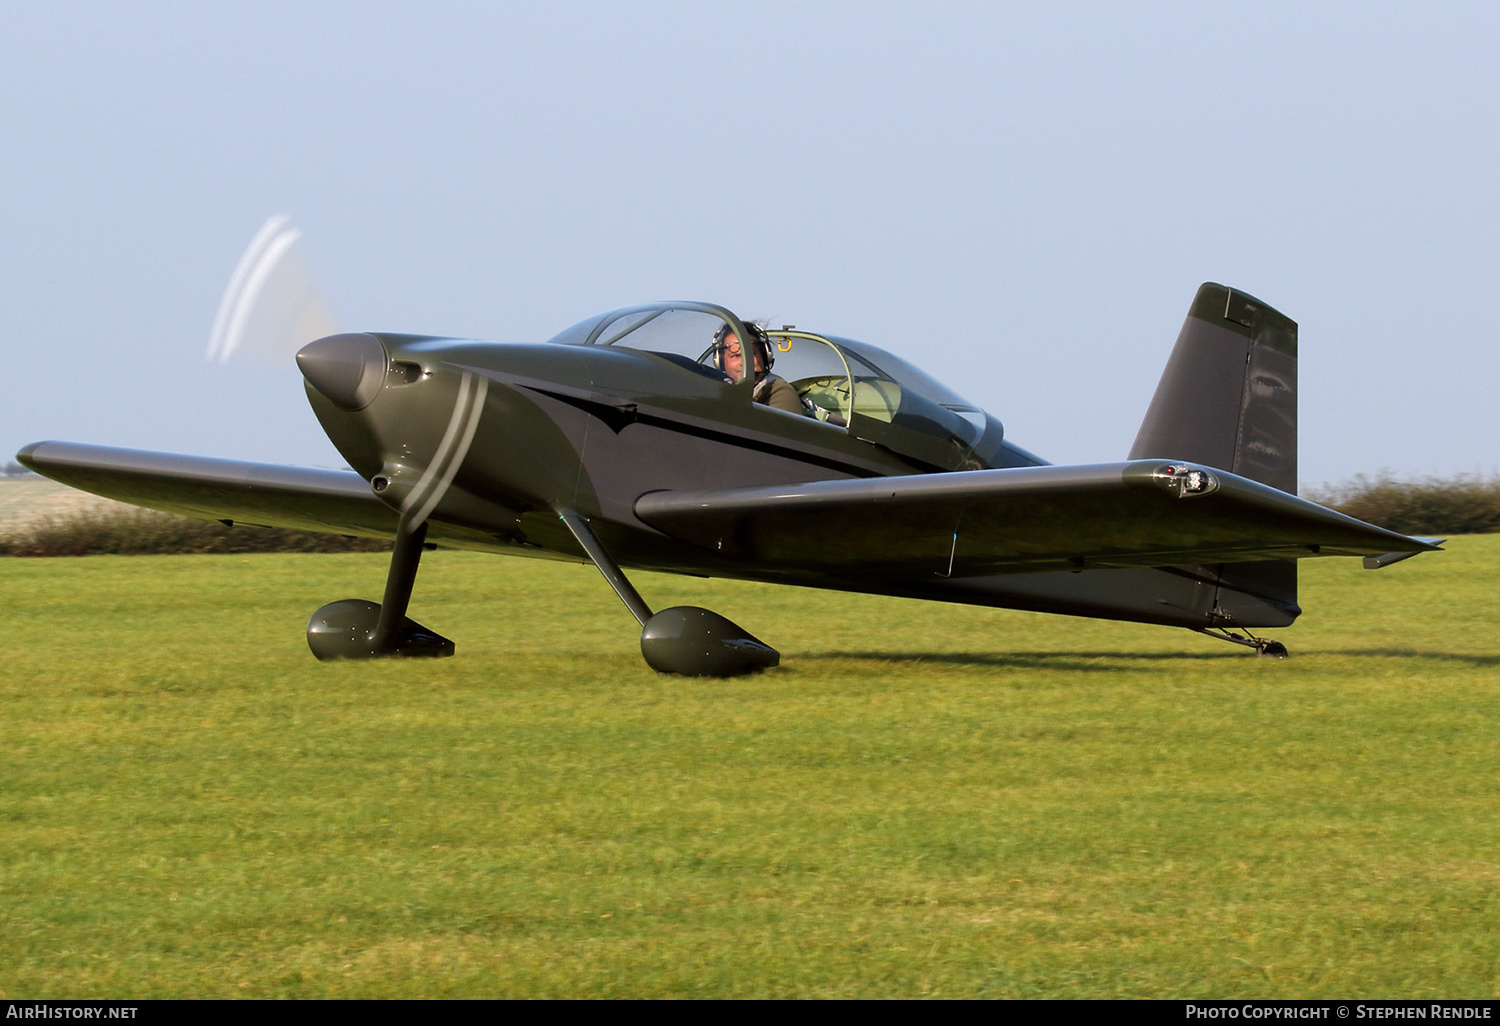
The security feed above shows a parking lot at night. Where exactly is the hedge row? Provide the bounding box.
[1309,474,1500,536]
[0,507,391,556]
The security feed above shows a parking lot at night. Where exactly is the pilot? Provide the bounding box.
[715,322,806,415]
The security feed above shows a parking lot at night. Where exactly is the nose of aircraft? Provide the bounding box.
[296,332,389,411]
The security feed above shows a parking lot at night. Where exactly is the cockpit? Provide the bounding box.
[545,302,1038,472]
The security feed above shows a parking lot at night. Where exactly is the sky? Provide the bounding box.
[3,1,1497,489]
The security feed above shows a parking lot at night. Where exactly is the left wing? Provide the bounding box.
[634,460,1439,578]
[17,441,400,538]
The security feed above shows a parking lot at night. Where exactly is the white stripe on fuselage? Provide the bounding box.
[410,378,488,527]
[401,372,489,526]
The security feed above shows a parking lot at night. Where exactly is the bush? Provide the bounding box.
[1309,474,1500,536]
[0,506,391,557]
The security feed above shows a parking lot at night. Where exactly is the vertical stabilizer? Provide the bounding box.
[1130,283,1296,492]
[1130,284,1300,626]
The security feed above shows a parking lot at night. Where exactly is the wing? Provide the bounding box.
[634,460,1440,578]
[16,441,399,538]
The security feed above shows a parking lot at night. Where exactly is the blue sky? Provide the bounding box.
[3,2,1497,488]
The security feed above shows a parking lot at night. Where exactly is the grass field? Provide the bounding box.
[3,539,1498,998]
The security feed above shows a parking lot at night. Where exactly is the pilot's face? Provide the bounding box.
[721,331,762,383]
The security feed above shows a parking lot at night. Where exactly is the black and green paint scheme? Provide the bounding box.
[18,284,1439,675]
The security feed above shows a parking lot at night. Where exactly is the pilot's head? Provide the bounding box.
[715,321,772,384]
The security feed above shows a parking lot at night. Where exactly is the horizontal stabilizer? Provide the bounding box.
[1364,538,1445,569]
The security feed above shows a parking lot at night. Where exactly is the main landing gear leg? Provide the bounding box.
[1199,627,1289,659]
[557,509,779,677]
[305,515,455,660]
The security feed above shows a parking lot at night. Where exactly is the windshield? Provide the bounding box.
[825,336,986,437]
[768,328,992,468]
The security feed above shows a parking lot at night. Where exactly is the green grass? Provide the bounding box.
[2,540,1498,998]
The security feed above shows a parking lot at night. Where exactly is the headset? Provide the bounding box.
[712,320,774,378]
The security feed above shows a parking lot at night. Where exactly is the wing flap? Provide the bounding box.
[634,460,1439,578]
[17,441,399,538]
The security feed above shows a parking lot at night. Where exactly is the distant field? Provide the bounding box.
[2,540,1498,998]
[0,477,132,526]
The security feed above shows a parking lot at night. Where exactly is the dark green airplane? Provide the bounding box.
[18,283,1440,675]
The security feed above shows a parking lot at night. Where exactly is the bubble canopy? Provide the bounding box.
[545,302,1003,469]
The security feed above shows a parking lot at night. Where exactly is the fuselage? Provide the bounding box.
[306,334,1018,558]
[297,304,1297,630]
